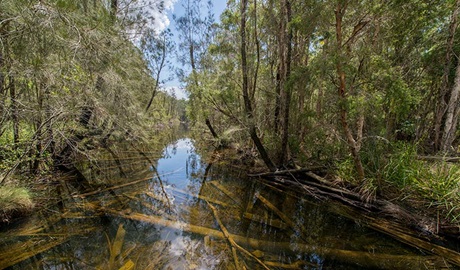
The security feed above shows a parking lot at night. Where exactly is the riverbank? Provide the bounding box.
[208,144,460,242]
[3,136,459,269]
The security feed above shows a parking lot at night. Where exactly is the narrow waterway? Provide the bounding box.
[0,137,456,269]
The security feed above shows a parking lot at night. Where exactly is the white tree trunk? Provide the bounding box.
[442,62,460,152]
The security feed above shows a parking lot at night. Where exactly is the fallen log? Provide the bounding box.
[165,186,237,208]
[263,260,318,269]
[208,181,242,205]
[253,176,460,267]
[417,155,460,162]
[89,205,448,269]
[0,236,68,269]
[73,176,152,198]
[331,202,460,266]
[255,193,307,236]
[207,202,270,270]
[266,173,438,233]
[0,224,97,269]
[248,166,325,177]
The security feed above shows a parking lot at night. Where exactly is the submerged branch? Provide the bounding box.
[206,201,270,270]
[84,203,448,269]
[255,176,460,267]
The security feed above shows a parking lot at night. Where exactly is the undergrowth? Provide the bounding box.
[337,142,460,224]
[0,184,34,222]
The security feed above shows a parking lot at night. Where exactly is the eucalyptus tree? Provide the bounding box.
[141,28,174,112]
[174,0,219,137]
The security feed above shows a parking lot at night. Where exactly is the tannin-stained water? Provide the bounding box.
[0,138,457,269]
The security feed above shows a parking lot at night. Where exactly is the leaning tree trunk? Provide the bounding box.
[240,0,276,172]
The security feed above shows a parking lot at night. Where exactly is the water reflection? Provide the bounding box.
[0,138,456,269]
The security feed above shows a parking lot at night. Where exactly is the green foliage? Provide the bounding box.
[364,142,460,222]
[0,0,185,178]
[414,163,460,202]
[0,144,24,172]
[381,143,421,187]
[336,157,359,184]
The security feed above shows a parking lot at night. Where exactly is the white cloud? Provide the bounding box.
[120,0,177,37]
[163,85,189,100]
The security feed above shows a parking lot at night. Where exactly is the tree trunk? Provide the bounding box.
[435,0,460,151]
[110,0,118,20]
[440,0,460,152]
[251,0,260,103]
[278,0,292,165]
[9,75,19,145]
[205,118,219,139]
[274,69,281,131]
[145,48,164,112]
[31,81,44,174]
[335,2,365,181]
[0,46,4,126]
[441,62,460,152]
[240,0,276,171]
[0,19,7,133]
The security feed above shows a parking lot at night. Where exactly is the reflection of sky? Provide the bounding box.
[156,138,201,190]
[154,139,222,270]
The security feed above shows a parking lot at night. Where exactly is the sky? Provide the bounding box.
[158,0,228,99]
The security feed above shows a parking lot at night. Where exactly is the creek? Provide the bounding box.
[0,137,457,269]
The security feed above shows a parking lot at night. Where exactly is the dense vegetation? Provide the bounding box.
[1,0,460,227]
[0,0,185,218]
[180,0,460,224]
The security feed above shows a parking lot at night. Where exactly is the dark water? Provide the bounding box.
[0,138,457,269]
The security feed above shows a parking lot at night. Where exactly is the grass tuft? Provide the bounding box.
[338,141,460,224]
[0,186,34,222]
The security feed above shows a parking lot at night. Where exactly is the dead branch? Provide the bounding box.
[206,201,271,270]
[248,166,325,177]
[81,203,448,269]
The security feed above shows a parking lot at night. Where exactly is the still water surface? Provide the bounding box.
[0,138,455,269]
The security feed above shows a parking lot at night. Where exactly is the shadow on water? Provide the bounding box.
[0,137,459,269]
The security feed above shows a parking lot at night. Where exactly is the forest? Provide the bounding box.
[1,0,460,252]
[181,0,460,226]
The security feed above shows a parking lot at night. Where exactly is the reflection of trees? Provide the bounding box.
[4,136,437,269]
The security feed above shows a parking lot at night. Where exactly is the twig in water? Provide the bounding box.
[206,201,270,270]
